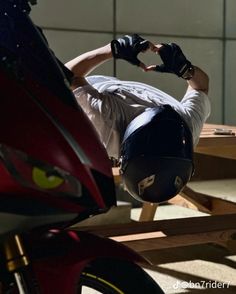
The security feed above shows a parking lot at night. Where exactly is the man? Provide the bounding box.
[66,34,210,203]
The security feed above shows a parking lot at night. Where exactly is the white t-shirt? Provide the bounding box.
[73,75,211,159]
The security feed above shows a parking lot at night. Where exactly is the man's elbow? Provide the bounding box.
[188,66,209,95]
[201,73,209,95]
[70,76,88,90]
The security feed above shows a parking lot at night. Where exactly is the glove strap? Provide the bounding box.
[181,66,195,80]
[111,39,120,58]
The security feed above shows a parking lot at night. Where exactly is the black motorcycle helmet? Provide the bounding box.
[120,105,194,203]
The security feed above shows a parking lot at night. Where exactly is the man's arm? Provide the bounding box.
[146,43,209,95]
[66,34,153,90]
[65,44,112,89]
[186,66,209,95]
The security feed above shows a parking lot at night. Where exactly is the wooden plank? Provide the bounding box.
[200,123,236,136]
[111,229,236,252]
[179,186,212,213]
[139,202,158,221]
[210,197,236,214]
[226,240,236,253]
[112,167,121,185]
[196,123,236,159]
[196,145,236,159]
[78,213,236,237]
[168,194,198,210]
[180,186,236,214]
[192,153,236,180]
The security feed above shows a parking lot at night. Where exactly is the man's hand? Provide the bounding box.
[111,34,151,69]
[147,43,195,80]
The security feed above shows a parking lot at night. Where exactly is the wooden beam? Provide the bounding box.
[168,194,198,210]
[193,153,236,180]
[139,202,158,221]
[112,167,121,185]
[78,214,236,253]
[180,186,236,214]
[78,213,236,237]
[111,229,236,252]
[180,186,212,213]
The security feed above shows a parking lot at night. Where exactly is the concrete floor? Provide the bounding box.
[132,178,236,293]
[79,179,236,293]
[131,205,236,293]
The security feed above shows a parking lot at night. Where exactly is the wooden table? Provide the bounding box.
[196,123,236,159]
[81,124,236,262]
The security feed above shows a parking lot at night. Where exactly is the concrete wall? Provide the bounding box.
[31,0,236,124]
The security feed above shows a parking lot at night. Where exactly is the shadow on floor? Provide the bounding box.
[143,243,236,269]
[142,243,236,293]
[148,266,236,293]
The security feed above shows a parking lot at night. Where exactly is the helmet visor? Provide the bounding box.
[121,117,193,171]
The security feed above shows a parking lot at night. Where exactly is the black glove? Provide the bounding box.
[155,43,194,79]
[111,34,149,66]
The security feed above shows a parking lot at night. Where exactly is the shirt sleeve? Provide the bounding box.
[73,84,113,119]
[72,84,122,159]
[180,90,211,146]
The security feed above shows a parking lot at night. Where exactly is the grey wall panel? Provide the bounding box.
[226,0,236,38]
[43,30,114,76]
[31,0,113,31]
[116,0,223,37]
[225,41,236,125]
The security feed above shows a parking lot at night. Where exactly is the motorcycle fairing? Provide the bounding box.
[24,229,148,294]
[0,0,116,218]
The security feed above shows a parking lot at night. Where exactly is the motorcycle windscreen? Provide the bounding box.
[0,0,75,106]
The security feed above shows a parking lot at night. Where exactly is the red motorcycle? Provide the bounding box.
[0,0,164,293]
